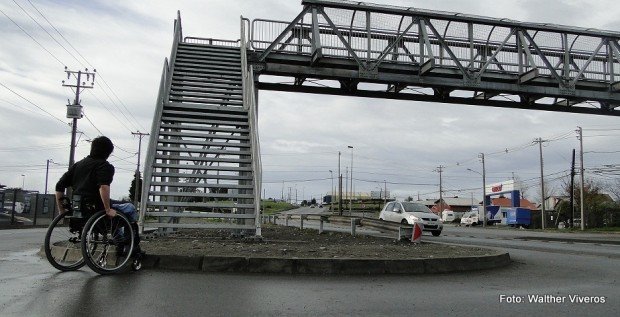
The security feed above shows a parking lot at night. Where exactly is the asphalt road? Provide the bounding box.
[1,225,619,316]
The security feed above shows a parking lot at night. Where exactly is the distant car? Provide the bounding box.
[318,204,323,208]
[379,201,443,236]
[460,211,479,226]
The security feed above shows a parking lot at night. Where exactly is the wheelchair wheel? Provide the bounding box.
[44,212,86,271]
[81,211,135,275]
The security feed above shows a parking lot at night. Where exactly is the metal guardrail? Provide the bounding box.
[265,213,415,241]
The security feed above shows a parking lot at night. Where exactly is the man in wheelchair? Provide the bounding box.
[54,136,144,258]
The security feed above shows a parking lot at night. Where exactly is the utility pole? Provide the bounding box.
[480,153,486,228]
[570,149,576,227]
[577,127,585,231]
[329,170,334,211]
[288,187,292,204]
[384,180,387,205]
[534,137,547,230]
[339,174,343,216]
[62,68,96,168]
[345,167,349,213]
[281,181,284,201]
[338,151,341,214]
[132,131,149,207]
[45,159,52,196]
[348,145,353,214]
[436,166,444,216]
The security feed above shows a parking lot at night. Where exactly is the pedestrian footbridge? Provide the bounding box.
[139,0,620,236]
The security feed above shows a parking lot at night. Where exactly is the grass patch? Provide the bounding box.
[261,200,296,214]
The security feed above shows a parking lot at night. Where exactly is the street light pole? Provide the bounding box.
[481,153,487,228]
[329,170,334,211]
[348,145,353,214]
[45,159,54,195]
[21,174,25,189]
[338,151,342,215]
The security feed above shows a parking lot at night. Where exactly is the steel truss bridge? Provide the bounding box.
[140,0,620,236]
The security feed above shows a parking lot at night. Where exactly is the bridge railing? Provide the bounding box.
[250,0,620,87]
[184,37,240,47]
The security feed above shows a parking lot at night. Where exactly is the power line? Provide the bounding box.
[0,7,64,66]
[23,0,144,132]
[0,82,69,126]
[82,113,104,136]
[11,0,82,65]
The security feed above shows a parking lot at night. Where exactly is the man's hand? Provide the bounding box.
[106,208,117,218]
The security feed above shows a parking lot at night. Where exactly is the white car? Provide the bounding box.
[379,201,443,236]
[460,211,480,226]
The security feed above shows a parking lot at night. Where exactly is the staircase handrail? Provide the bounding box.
[241,16,262,236]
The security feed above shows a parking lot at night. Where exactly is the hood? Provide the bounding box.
[406,212,439,220]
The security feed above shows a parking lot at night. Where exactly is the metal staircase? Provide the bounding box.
[139,12,261,235]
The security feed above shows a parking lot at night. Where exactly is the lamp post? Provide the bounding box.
[338,151,342,215]
[348,145,353,214]
[468,160,486,228]
[21,174,25,189]
[329,170,334,211]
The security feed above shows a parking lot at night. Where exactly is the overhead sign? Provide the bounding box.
[485,180,516,195]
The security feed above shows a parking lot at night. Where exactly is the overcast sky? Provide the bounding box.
[1,0,619,203]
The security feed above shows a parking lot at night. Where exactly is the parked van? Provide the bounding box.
[441,210,455,222]
[460,211,480,226]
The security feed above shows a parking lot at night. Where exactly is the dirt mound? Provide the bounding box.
[142,224,496,259]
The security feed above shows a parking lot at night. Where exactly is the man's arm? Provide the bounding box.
[55,191,66,214]
[55,167,74,214]
[99,185,117,217]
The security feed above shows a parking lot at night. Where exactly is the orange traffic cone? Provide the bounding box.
[411,222,423,243]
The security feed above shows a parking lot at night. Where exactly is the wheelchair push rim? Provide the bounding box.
[44,211,86,271]
[81,211,135,275]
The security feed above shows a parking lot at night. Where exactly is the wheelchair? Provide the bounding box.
[44,196,143,275]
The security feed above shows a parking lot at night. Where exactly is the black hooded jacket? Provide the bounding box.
[55,155,115,210]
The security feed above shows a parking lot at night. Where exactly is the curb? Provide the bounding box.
[139,252,511,274]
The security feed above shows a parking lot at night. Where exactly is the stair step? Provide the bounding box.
[159,131,250,141]
[146,201,253,209]
[168,96,244,106]
[166,102,246,113]
[171,75,242,85]
[161,116,249,126]
[145,212,256,219]
[160,123,249,134]
[175,52,240,64]
[149,191,254,199]
[152,163,252,172]
[168,91,243,102]
[152,172,253,180]
[174,66,241,77]
[150,181,254,189]
[178,43,241,54]
[171,80,242,91]
[143,223,256,230]
[162,109,247,121]
[170,85,242,96]
[175,57,241,68]
[156,146,251,156]
[172,71,241,82]
[157,138,250,148]
[154,155,251,165]
[174,62,241,73]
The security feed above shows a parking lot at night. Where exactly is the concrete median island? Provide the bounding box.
[137,224,511,274]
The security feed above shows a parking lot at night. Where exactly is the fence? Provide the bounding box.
[0,189,56,227]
